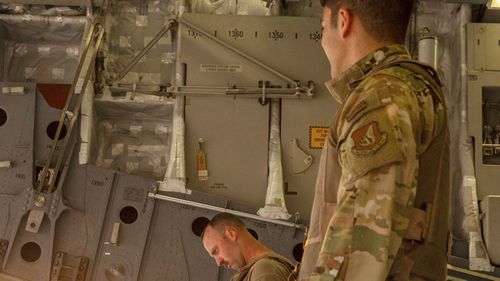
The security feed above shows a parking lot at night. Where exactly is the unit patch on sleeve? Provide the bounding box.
[350,121,387,156]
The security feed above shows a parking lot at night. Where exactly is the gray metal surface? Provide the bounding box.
[185,96,270,209]
[0,82,115,281]
[90,171,156,281]
[181,13,335,219]
[34,87,70,170]
[0,83,35,197]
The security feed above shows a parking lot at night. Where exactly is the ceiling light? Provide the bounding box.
[487,0,500,9]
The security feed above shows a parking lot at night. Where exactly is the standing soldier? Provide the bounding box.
[298,0,450,280]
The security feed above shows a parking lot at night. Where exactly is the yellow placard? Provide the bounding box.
[309,127,329,149]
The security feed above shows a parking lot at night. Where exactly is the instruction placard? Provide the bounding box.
[309,126,329,149]
[200,64,242,73]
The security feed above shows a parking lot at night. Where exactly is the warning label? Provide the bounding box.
[309,126,329,149]
[200,64,242,73]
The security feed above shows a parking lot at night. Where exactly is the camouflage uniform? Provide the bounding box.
[298,45,450,281]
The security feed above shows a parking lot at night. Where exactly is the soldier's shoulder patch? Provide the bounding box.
[350,121,387,156]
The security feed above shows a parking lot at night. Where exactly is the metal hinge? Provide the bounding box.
[51,252,89,281]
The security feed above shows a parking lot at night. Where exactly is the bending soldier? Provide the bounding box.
[202,213,294,281]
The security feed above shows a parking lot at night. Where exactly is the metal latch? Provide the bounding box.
[1,87,25,95]
[0,161,12,169]
[290,139,313,174]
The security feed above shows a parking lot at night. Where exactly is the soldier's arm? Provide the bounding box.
[311,83,420,281]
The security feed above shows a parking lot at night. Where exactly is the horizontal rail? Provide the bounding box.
[148,192,305,229]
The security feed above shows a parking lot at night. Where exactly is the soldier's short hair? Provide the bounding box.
[201,213,246,239]
[322,0,415,44]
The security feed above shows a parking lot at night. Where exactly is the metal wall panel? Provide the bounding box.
[91,172,156,281]
[0,82,116,281]
[0,83,35,196]
[181,13,336,219]
[185,96,270,209]
[467,23,500,71]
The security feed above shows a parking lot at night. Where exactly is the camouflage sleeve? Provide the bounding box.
[310,83,420,281]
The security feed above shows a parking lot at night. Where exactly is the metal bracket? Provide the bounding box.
[110,222,120,246]
[0,161,12,169]
[290,139,313,174]
[1,86,25,95]
[167,84,313,99]
[51,252,89,281]
[37,167,55,189]
[25,208,45,234]
[284,182,298,195]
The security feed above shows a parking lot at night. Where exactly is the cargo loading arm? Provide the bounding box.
[166,17,315,99]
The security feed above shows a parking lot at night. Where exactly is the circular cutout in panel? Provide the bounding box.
[46,121,67,140]
[119,206,138,224]
[0,108,7,127]
[191,217,210,237]
[20,242,42,262]
[292,243,304,262]
[247,229,259,240]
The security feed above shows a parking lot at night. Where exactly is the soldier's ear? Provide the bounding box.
[225,226,238,242]
[338,7,353,39]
